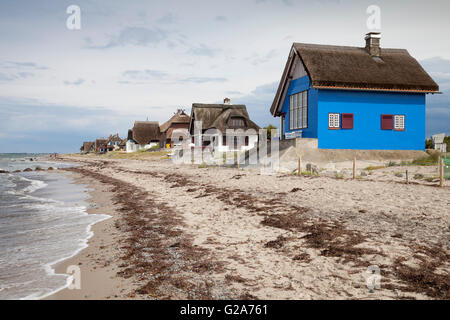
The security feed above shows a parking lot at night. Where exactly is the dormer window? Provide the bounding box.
[229,117,245,128]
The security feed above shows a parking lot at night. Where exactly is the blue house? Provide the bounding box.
[270,33,439,150]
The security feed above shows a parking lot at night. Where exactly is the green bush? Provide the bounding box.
[263,124,278,140]
[334,172,344,179]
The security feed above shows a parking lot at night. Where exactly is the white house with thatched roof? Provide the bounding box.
[126,121,161,153]
[188,98,260,152]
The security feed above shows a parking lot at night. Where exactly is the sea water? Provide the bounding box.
[0,154,110,299]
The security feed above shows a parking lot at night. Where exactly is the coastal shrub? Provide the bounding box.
[413,173,424,180]
[263,124,278,140]
[301,171,318,176]
[35,166,43,171]
[365,165,385,171]
[360,171,367,176]
[394,172,403,177]
[412,151,441,166]
[387,161,398,167]
[334,172,344,179]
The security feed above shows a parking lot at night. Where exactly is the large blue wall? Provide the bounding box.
[317,90,426,150]
[281,76,318,138]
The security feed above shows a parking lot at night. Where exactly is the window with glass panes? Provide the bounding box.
[289,91,308,130]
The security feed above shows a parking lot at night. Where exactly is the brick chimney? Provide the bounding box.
[365,32,381,57]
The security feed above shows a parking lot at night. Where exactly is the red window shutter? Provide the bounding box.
[381,114,393,130]
[341,113,353,129]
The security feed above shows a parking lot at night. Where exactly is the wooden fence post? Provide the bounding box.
[406,169,408,184]
[237,152,240,170]
[353,157,356,179]
[440,158,444,188]
[298,156,301,175]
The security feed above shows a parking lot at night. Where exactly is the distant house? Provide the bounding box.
[270,32,439,150]
[107,133,122,150]
[160,109,190,148]
[431,133,447,153]
[126,121,161,153]
[80,141,94,153]
[189,98,260,152]
[95,139,109,153]
[118,138,127,151]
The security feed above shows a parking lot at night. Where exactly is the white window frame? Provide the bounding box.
[328,113,340,129]
[289,91,308,130]
[394,115,405,131]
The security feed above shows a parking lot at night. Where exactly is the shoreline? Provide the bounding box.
[44,169,136,300]
[39,154,449,300]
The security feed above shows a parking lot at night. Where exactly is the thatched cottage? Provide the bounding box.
[80,141,94,153]
[126,121,161,153]
[270,32,439,150]
[189,98,260,152]
[160,109,190,148]
[107,133,122,150]
[95,138,109,153]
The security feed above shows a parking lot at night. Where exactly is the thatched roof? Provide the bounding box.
[189,103,260,134]
[131,121,161,145]
[108,133,122,143]
[160,110,190,133]
[271,42,439,115]
[82,141,94,152]
[95,139,108,148]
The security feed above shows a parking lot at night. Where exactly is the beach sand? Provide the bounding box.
[46,154,450,300]
[46,172,139,299]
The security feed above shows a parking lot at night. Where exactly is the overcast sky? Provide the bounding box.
[0,0,449,153]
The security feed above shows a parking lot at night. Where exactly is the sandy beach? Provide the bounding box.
[46,154,450,300]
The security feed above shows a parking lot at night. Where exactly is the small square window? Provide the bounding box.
[328,113,340,129]
[394,115,405,131]
[381,114,393,130]
[341,113,354,129]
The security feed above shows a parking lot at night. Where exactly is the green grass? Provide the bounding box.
[300,171,318,176]
[365,165,385,171]
[411,152,440,166]
[334,172,344,179]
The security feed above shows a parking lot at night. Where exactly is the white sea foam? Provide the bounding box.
[0,159,111,300]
